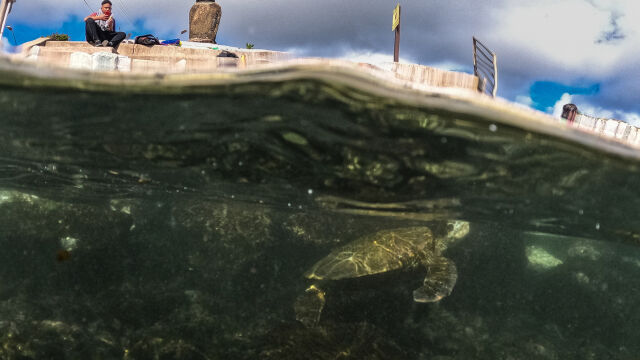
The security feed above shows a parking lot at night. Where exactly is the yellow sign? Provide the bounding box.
[392,4,400,31]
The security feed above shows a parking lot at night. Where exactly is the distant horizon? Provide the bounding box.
[3,0,640,125]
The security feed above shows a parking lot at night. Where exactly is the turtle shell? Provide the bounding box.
[305,226,434,280]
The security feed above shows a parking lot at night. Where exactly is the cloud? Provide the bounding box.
[1,36,17,54]
[493,1,640,116]
[551,93,574,117]
[494,1,618,72]
[624,113,640,127]
[1,37,8,53]
[515,95,534,107]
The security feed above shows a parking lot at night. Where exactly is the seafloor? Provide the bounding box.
[1,191,639,360]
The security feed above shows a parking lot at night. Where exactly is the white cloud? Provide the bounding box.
[494,1,622,72]
[1,36,17,54]
[624,113,640,127]
[471,0,640,115]
[574,102,614,120]
[515,95,534,107]
[551,93,574,117]
[492,0,640,73]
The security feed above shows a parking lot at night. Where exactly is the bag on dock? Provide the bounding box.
[134,34,160,46]
[217,50,239,58]
[160,39,181,46]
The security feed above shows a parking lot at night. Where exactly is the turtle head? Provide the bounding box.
[447,220,470,239]
[432,220,470,251]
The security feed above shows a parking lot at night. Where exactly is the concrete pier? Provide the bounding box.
[16,40,291,73]
[12,39,481,93]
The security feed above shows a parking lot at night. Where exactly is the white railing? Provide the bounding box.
[561,103,640,147]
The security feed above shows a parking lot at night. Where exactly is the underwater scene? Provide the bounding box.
[1,63,640,359]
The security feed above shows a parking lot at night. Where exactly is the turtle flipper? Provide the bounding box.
[294,285,326,327]
[413,257,457,302]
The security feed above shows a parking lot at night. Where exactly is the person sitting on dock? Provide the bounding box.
[84,0,125,47]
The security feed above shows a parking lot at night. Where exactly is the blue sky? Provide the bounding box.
[3,15,162,46]
[530,82,600,112]
[3,0,640,125]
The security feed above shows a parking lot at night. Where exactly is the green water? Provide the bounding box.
[1,65,640,359]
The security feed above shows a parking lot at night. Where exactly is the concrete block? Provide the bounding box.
[594,119,606,135]
[131,58,174,73]
[92,52,119,71]
[117,55,131,72]
[45,41,94,49]
[175,59,187,72]
[217,57,238,68]
[630,129,640,146]
[25,46,40,61]
[69,52,92,70]
[388,62,478,90]
[28,46,41,56]
[622,124,633,140]
[19,37,49,57]
[574,114,595,130]
[628,127,638,143]
[186,57,219,72]
[602,120,619,138]
[615,122,629,139]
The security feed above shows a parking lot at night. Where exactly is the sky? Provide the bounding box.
[2,0,640,125]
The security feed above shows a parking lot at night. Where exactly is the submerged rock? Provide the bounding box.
[526,245,563,271]
[258,321,409,360]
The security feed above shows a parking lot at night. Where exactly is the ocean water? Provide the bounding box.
[1,61,640,359]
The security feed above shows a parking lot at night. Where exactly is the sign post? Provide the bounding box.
[392,3,401,62]
[0,0,16,42]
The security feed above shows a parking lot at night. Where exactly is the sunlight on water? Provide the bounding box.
[1,62,640,359]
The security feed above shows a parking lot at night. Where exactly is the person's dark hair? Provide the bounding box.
[561,104,578,117]
[101,0,112,5]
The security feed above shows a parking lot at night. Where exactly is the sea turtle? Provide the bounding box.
[294,221,470,327]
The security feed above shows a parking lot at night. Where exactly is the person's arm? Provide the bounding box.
[84,12,109,21]
[106,17,115,31]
